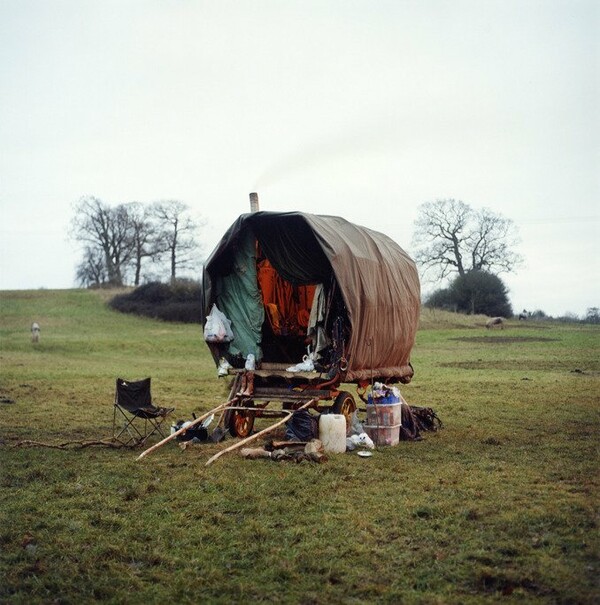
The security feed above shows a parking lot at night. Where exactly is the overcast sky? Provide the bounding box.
[0,0,598,317]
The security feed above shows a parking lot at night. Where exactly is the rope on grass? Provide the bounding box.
[12,439,130,449]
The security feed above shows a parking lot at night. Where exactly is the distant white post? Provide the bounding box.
[249,192,259,212]
[31,322,41,343]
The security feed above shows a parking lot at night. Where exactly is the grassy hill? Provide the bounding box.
[1,289,598,603]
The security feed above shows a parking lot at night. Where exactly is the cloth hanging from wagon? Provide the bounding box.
[257,258,316,337]
[307,284,330,358]
[214,229,264,361]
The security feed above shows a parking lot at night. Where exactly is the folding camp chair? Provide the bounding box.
[112,377,174,446]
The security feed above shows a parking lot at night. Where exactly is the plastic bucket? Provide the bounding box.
[364,423,401,447]
[366,402,402,426]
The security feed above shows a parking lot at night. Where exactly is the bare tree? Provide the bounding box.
[124,202,157,286]
[152,200,202,283]
[585,307,600,324]
[75,246,107,287]
[70,196,134,287]
[412,199,522,281]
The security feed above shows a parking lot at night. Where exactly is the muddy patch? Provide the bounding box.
[439,359,596,372]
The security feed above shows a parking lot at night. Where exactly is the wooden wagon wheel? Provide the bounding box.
[228,400,255,438]
[332,391,356,433]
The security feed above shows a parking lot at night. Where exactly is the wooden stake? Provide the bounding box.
[204,398,317,467]
[136,396,239,461]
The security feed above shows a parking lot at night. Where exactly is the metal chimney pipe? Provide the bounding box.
[249,192,259,212]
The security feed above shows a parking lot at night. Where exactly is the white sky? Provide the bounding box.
[0,0,598,317]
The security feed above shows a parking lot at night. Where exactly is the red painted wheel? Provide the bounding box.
[228,401,255,438]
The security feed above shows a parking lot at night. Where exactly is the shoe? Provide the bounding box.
[286,358,315,372]
[217,357,232,377]
[245,354,256,371]
[241,372,254,396]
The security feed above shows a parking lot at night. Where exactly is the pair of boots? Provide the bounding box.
[237,371,254,397]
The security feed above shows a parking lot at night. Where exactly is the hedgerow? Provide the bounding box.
[109,280,202,323]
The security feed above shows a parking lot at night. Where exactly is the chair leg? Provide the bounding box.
[113,406,146,446]
[112,405,174,446]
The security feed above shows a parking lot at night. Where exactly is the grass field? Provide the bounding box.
[1,289,598,604]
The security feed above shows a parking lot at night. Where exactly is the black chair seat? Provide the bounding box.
[132,406,174,419]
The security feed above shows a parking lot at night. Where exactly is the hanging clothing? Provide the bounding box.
[257,258,316,336]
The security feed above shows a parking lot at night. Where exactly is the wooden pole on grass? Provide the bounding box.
[136,396,240,461]
[204,398,317,467]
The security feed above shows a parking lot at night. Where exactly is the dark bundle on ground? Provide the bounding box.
[400,404,443,441]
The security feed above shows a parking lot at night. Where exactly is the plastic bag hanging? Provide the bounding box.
[204,304,234,343]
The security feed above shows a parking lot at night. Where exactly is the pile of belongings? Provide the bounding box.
[240,438,328,463]
[171,414,214,449]
[284,408,375,452]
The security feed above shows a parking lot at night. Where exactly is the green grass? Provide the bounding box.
[1,291,598,604]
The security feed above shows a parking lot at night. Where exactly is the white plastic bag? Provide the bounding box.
[348,432,375,450]
[204,304,234,343]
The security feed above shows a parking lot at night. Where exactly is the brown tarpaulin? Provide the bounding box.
[202,211,420,383]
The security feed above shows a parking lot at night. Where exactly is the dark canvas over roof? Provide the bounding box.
[202,211,420,383]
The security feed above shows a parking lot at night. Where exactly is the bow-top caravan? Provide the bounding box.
[201,195,420,438]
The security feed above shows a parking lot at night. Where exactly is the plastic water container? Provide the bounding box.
[319,414,347,453]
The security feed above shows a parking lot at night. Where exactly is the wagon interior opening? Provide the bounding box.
[206,216,353,375]
[257,251,317,364]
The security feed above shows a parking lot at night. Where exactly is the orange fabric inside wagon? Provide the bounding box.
[257,258,316,335]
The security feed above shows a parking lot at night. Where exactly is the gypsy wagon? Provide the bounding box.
[201,204,420,438]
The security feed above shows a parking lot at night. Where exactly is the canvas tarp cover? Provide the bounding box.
[202,211,421,382]
[214,229,265,359]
